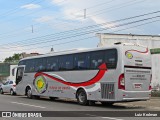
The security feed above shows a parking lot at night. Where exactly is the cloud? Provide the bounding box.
[35,16,54,23]
[50,0,111,22]
[21,4,41,10]
[33,0,160,34]
[50,0,66,5]
[91,16,115,29]
[37,0,114,32]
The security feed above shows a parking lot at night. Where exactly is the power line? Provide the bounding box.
[113,19,160,33]
[0,0,148,44]
[0,0,147,39]
[87,0,148,18]
[0,10,159,47]
[72,0,117,13]
[1,16,159,49]
[0,15,159,50]
[1,18,160,53]
[0,0,68,37]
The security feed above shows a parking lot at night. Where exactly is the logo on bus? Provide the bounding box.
[33,75,48,94]
[125,52,133,59]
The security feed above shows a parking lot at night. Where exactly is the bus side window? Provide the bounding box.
[24,60,35,72]
[46,57,58,71]
[35,59,39,72]
[29,60,35,72]
[34,58,46,72]
[74,53,90,70]
[59,55,73,71]
[41,58,46,71]
[25,60,31,73]
[90,51,104,69]
[50,57,59,71]
[59,56,65,71]
[65,55,73,70]
[105,49,117,69]
[18,61,24,66]
[46,57,51,71]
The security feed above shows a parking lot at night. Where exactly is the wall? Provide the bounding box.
[0,63,10,81]
[97,33,160,49]
[152,54,160,85]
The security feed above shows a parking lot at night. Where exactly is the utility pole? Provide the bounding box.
[31,25,34,33]
[51,46,54,52]
[84,9,86,19]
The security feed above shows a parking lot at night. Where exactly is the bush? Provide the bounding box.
[151,91,160,97]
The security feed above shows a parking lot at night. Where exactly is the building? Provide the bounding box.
[96,33,160,86]
[20,52,42,59]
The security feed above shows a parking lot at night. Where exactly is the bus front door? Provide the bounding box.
[16,67,24,85]
[15,66,25,95]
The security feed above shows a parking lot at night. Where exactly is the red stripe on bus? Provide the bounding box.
[125,48,148,55]
[34,63,107,87]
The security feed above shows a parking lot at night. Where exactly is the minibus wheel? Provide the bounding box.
[77,89,89,105]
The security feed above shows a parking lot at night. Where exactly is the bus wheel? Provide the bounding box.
[26,88,33,99]
[77,89,89,105]
[0,88,3,94]
[101,102,114,106]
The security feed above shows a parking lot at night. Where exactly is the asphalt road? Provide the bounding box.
[0,94,160,120]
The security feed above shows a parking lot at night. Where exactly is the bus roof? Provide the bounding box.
[19,43,146,61]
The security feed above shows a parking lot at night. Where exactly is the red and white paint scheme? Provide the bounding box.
[14,43,152,105]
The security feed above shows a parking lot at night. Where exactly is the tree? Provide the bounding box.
[4,53,21,63]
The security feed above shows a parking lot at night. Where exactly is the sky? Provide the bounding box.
[0,0,160,61]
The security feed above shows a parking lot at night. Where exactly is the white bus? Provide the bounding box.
[15,43,152,105]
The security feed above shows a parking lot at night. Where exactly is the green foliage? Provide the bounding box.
[4,53,21,63]
[151,91,160,97]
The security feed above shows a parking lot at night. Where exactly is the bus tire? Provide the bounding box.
[0,88,3,94]
[101,102,114,106]
[77,89,89,106]
[26,87,33,99]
